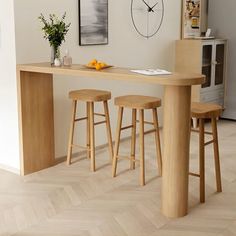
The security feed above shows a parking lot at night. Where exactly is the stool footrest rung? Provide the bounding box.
[189,172,200,177]
[94,113,106,117]
[94,120,107,126]
[144,128,157,135]
[116,155,131,160]
[71,144,88,150]
[136,120,154,125]
[116,155,140,162]
[74,117,88,122]
[121,125,133,131]
[204,139,215,146]
[191,129,213,135]
[120,125,157,134]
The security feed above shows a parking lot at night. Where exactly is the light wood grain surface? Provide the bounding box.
[17,62,205,86]
[114,95,161,109]
[18,71,55,175]
[162,86,192,217]
[16,62,205,218]
[191,102,222,119]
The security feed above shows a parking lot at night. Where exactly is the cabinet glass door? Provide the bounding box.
[215,44,225,85]
[202,45,212,88]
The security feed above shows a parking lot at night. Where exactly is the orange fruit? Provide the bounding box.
[95,63,102,71]
[90,59,97,66]
[88,62,94,67]
[100,62,107,68]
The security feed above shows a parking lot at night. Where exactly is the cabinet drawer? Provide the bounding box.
[200,89,224,102]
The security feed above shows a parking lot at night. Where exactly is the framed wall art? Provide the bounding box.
[182,0,201,38]
[79,0,108,46]
[181,0,208,39]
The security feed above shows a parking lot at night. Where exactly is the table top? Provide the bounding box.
[17,62,205,86]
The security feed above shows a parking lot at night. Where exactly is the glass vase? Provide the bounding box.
[50,46,61,65]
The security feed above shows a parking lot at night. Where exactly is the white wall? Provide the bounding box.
[14,0,182,158]
[0,0,20,172]
[208,0,236,120]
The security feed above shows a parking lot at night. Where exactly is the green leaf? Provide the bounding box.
[38,12,71,48]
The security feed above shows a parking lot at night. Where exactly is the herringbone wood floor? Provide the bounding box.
[0,120,236,236]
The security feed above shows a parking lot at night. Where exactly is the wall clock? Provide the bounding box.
[131,0,164,39]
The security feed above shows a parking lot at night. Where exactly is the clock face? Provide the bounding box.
[131,0,164,38]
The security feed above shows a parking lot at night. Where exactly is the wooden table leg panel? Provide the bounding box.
[162,85,191,218]
[19,71,55,175]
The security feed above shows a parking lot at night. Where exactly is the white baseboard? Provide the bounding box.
[0,164,20,175]
[0,128,163,174]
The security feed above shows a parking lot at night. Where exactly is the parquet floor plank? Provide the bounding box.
[0,120,234,236]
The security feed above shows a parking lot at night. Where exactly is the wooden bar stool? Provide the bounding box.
[112,95,162,186]
[67,89,114,172]
[190,102,223,203]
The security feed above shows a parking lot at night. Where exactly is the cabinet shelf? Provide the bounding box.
[202,64,211,67]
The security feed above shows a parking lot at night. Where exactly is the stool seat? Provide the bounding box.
[191,102,222,119]
[69,89,111,102]
[115,95,161,109]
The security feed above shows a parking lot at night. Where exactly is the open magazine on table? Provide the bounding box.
[131,69,172,76]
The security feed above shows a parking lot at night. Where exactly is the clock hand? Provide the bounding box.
[142,0,154,12]
[150,2,159,11]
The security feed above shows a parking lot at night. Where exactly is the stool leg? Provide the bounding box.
[211,118,222,192]
[199,118,205,203]
[152,108,162,176]
[130,109,137,170]
[86,102,91,159]
[103,101,114,163]
[67,100,77,165]
[89,102,95,172]
[139,109,145,186]
[192,118,198,129]
[112,107,124,177]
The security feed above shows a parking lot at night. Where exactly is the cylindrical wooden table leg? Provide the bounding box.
[162,85,191,218]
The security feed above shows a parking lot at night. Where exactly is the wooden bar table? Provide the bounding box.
[17,63,205,218]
